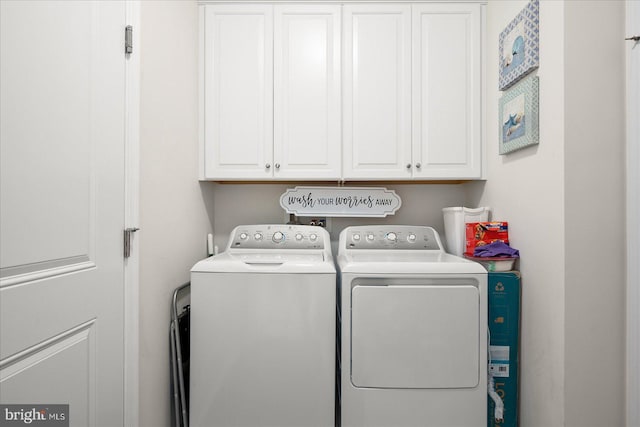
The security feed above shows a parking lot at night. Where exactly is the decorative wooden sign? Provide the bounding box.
[280,186,401,217]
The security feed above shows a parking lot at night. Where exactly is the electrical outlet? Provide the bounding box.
[282,213,331,232]
[310,217,331,232]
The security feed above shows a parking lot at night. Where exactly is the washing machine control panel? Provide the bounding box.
[346,226,442,250]
[230,225,326,249]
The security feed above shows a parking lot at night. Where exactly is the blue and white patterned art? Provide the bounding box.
[499,75,539,154]
[499,0,539,90]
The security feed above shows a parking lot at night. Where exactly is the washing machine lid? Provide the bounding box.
[191,251,335,273]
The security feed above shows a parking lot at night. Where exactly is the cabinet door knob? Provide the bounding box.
[275,163,281,170]
[415,162,422,169]
[406,163,412,169]
[265,163,271,169]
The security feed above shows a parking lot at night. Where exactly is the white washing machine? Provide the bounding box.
[190,224,336,427]
[337,225,487,427]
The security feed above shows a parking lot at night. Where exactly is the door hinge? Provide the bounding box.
[125,25,133,54]
[124,227,139,258]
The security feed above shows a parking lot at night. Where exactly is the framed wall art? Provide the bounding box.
[499,75,539,155]
[498,0,539,90]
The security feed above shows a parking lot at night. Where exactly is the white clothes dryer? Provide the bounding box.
[337,225,487,427]
[190,224,336,427]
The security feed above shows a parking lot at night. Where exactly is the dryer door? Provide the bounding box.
[351,279,480,389]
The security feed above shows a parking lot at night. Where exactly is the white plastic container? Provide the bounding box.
[442,207,491,256]
[464,256,516,272]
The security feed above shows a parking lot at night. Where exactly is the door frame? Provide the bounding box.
[124,1,140,426]
[626,1,639,426]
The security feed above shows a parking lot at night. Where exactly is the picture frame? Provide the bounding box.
[499,75,539,155]
[498,0,539,90]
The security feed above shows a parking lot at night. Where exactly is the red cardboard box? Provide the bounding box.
[465,222,509,256]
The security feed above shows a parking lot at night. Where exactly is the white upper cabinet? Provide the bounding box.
[201,4,341,180]
[343,2,483,180]
[202,4,273,180]
[274,5,342,179]
[412,3,482,179]
[342,4,412,180]
[201,2,484,181]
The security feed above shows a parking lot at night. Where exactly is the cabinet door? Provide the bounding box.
[202,5,273,180]
[343,4,412,180]
[274,5,341,180]
[412,4,482,179]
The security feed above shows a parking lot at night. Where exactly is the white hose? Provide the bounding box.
[487,373,504,422]
[487,329,504,422]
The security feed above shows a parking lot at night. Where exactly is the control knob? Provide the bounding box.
[386,232,397,242]
[272,231,285,243]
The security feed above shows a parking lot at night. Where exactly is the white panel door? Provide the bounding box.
[412,4,482,179]
[0,1,127,426]
[203,4,273,180]
[274,5,341,180]
[343,4,412,180]
[627,2,640,425]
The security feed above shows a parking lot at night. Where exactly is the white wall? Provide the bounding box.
[139,2,213,427]
[563,2,625,425]
[210,183,467,250]
[467,1,626,425]
[467,1,566,424]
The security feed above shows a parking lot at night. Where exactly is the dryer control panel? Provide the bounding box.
[344,226,442,250]
[229,224,327,250]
